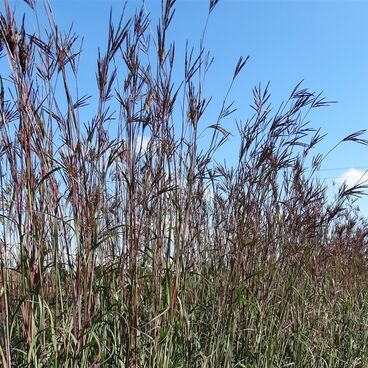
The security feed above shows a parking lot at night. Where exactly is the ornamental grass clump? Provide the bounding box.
[1,0,368,367]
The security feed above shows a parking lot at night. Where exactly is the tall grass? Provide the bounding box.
[1,0,368,366]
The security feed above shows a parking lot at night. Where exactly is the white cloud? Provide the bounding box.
[340,168,368,188]
[336,168,368,215]
[204,186,214,201]
[140,136,151,152]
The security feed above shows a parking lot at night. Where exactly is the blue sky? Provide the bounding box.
[5,0,368,211]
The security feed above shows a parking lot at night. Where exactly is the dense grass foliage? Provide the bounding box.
[1,0,368,366]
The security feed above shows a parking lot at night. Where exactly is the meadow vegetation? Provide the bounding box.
[1,0,368,366]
